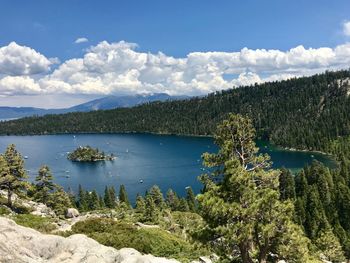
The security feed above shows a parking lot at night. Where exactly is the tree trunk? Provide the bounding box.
[239,242,253,263]
[7,190,12,208]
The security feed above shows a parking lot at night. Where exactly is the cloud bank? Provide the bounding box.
[1,40,350,97]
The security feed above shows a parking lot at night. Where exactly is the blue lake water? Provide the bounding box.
[0,134,337,203]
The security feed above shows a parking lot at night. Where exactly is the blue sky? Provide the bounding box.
[0,0,350,108]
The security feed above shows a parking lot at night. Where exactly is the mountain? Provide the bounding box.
[0,93,187,119]
[68,93,188,112]
[0,70,349,152]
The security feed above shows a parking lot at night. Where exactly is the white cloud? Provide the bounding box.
[343,21,350,37]
[74,37,89,44]
[1,40,350,99]
[0,42,55,76]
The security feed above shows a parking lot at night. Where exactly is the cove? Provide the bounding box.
[0,133,337,203]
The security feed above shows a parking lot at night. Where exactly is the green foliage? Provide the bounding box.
[46,186,72,216]
[0,144,28,208]
[186,186,197,212]
[119,184,130,207]
[279,168,296,200]
[70,218,208,262]
[34,165,55,204]
[197,114,314,262]
[13,214,56,233]
[67,146,114,162]
[315,228,345,263]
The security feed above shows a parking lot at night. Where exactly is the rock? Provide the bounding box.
[66,208,80,218]
[29,201,56,218]
[198,256,212,263]
[135,222,160,229]
[0,217,180,263]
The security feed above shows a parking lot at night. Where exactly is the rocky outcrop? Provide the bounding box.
[0,217,180,263]
[66,208,79,218]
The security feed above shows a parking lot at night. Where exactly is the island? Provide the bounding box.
[67,146,115,162]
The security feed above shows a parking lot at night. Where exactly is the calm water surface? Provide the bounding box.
[0,134,336,202]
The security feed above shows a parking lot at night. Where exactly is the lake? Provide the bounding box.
[0,133,337,203]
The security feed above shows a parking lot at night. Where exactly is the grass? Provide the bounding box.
[13,214,57,233]
[69,218,209,262]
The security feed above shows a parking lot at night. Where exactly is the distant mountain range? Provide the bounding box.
[0,93,188,119]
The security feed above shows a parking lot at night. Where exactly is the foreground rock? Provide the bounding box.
[0,217,179,263]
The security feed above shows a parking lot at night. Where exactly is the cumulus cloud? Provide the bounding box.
[0,42,55,76]
[343,21,350,37]
[1,40,350,97]
[74,37,89,44]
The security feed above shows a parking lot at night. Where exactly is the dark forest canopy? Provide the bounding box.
[1,70,350,152]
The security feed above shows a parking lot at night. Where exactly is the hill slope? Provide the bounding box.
[1,70,349,151]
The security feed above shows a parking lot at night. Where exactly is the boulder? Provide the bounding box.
[66,208,79,218]
[0,217,180,263]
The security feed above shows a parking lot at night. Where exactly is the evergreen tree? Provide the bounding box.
[279,168,296,200]
[149,185,165,208]
[144,194,159,223]
[315,228,345,262]
[98,194,105,208]
[47,186,72,216]
[135,193,146,213]
[89,190,100,210]
[185,186,196,212]
[178,198,189,212]
[34,165,55,204]
[0,144,27,208]
[166,188,180,211]
[119,184,130,207]
[77,184,88,211]
[109,186,116,208]
[197,114,313,262]
[104,186,112,208]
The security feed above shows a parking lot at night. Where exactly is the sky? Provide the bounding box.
[1,0,350,108]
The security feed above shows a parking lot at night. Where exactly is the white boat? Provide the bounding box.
[24,156,28,159]
[139,179,143,183]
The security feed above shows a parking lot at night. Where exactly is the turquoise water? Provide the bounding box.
[0,134,336,202]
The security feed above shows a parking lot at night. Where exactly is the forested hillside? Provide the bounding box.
[1,70,350,151]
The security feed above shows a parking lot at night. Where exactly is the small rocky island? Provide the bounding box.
[67,146,115,162]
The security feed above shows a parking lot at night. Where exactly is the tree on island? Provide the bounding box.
[67,146,114,162]
[0,144,28,208]
[197,114,314,262]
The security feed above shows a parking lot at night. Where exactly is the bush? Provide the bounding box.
[70,218,208,262]
[13,214,57,233]
[0,205,11,215]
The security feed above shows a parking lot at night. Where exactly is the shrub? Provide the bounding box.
[70,218,208,262]
[13,214,57,233]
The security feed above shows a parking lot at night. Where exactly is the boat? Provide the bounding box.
[24,156,28,159]
[139,179,143,183]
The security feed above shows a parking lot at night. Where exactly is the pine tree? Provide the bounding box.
[178,198,189,212]
[77,185,88,211]
[144,194,159,223]
[34,165,55,204]
[166,189,180,211]
[89,190,100,210]
[104,186,112,208]
[279,168,296,200]
[197,114,313,263]
[47,186,72,216]
[119,185,130,207]
[315,228,345,262]
[98,194,105,208]
[185,186,196,212]
[135,193,146,213]
[0,144,28,208]
[149,185,164,208]
[109,186,116,208]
